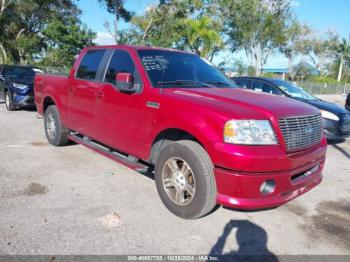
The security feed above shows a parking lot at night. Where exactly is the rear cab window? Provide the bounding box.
[76,49,106,80]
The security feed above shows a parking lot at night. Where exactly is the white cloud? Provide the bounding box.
[291,0,302,7]
[94,32,116,46]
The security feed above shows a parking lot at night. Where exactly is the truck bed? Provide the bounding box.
[34,74,68,116]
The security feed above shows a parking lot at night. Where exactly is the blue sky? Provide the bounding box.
[76,0,350,68]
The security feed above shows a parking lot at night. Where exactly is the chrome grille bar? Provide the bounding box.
[279,114,323,151]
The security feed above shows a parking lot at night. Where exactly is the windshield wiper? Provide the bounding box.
[157,80,214,87]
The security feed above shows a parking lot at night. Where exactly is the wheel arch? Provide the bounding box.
[43,96,56,113]
[150,128,206,164]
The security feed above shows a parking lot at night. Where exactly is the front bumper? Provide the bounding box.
[324,118,350,140]
[215,157,324,209]
[209,137,327,210]
[12,94,35,107]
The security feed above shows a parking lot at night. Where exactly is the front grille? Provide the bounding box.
[279,114,323,151]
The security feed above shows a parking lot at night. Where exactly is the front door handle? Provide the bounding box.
[96,91,104,99]
[68,86,75,95]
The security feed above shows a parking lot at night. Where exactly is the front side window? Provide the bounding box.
[104,50,141,89]
[138,50,237,88]
[76,49,106,80]
[252,81,281,95]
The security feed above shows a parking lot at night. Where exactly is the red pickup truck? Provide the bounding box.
[35,45,327,219]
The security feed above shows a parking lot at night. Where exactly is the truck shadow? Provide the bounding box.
[209,220,278,262]
[327,138,346,145]
[327,139,350,159]
[331,144,350,159]
[139,165,155,180]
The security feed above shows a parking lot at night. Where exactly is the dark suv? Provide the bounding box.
[0,65,43,111]
[233,76,350,140]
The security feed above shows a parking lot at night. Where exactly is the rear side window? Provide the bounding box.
[76,49,106,80]
[104,50,142,88]
[252,80,282,95]
[235,78,252,89]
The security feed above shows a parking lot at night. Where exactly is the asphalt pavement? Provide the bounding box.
[0,97,349,256]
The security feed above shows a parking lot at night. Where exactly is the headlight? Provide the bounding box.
[13,83,28,89]
[224,120,277,145]
[320,110,339,121]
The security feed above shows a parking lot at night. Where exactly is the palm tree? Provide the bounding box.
[336,38,350,82]
[184,16,223,61]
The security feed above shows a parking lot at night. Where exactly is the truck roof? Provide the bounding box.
[84,44,192,54]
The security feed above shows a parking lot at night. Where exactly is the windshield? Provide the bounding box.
[138,50,237,88]
[270,79,316,100]
[6,67,42,80]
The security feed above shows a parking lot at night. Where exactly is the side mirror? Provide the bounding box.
[115,72,136,92]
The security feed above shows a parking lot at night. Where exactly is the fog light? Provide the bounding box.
[260,180,276,195]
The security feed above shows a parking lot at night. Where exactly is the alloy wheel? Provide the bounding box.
[46,113,57,140]
[162,157,196,206]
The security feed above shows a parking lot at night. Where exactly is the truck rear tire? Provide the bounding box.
[155,140,217,219]
[44,105,69,146]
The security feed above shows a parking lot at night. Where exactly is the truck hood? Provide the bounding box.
[169,88,320,119]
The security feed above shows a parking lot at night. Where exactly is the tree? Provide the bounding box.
[305,31,339,77]
[183,16,223,61]
[0,0,95,65]
[217,0,293,76]
[126,0,202,47]
[98,0,132,43]
[0,0,15,62]
[118,0,224,61]
[40,17,96,67]
[334,38,350,82]
[0,0,78,64]
[279,21,310,80]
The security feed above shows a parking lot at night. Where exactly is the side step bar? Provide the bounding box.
[68,133,149,173]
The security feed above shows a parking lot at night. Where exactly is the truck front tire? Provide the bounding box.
[155,140,217,219]
[44,105,69,146]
